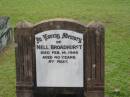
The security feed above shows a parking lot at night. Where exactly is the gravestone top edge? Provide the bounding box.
[0,16,9,21]
[87,21,105,31]
[0,16,10,30]
[33,18,87,28]
[15,20,33,28]
[15,19,105,32]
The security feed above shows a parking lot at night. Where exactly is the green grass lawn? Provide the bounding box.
[0,0,130,97]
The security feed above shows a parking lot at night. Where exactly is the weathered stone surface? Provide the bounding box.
[0,16,12,51]
[15,19,105,97]
[0,16,9,30]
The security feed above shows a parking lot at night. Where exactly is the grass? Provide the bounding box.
[0,45,15,97]
[0,0,130,97]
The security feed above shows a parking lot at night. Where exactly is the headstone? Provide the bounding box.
[0,16,12,51]
[0,16,9,29]
[15,19,105,97]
